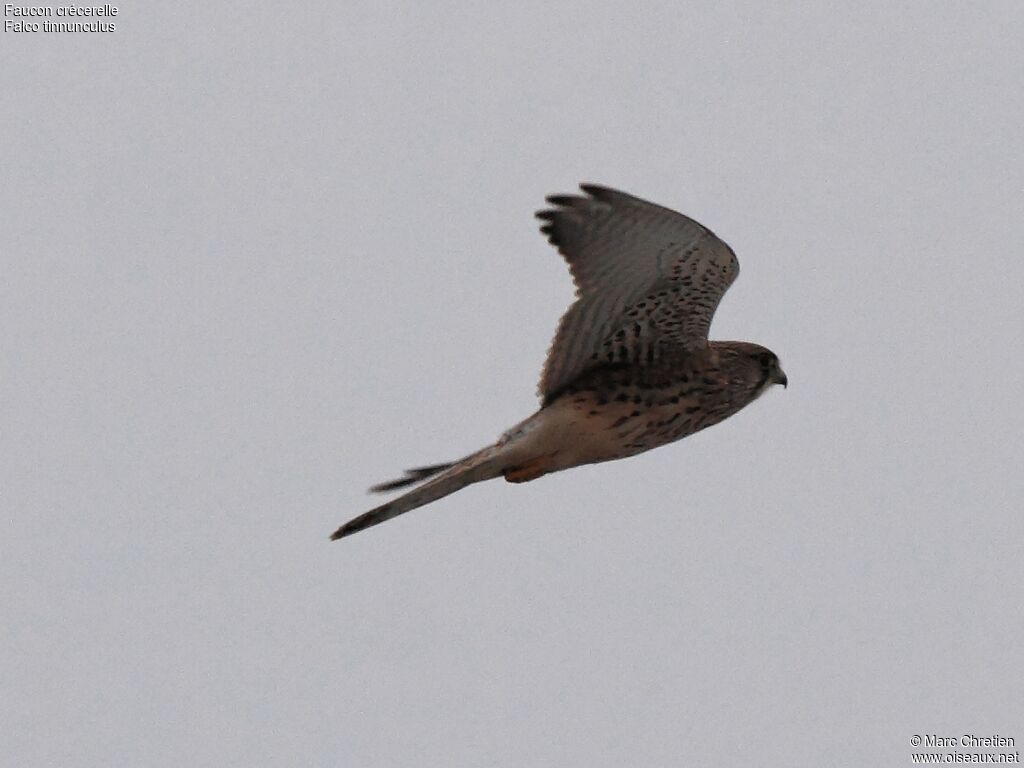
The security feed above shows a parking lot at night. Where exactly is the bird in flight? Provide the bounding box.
[331,184,786,540]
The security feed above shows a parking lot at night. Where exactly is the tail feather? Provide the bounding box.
[368,462,456,493]
[331,447,504,540]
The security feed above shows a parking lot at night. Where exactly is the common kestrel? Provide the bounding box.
[331,184,786,540]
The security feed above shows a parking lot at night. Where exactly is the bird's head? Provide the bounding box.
[712,342,790,399]
[715,341,787,393]
[755,348,787,390]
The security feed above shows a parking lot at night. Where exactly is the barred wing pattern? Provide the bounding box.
[536,185,740,403]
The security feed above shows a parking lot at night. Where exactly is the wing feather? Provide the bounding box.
[536,184,739,403]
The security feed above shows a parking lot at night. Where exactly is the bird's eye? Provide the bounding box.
[758,352,774,367]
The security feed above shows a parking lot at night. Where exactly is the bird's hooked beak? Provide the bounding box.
[774,367,788,389]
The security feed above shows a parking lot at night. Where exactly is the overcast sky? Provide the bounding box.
[3,2,1023,766]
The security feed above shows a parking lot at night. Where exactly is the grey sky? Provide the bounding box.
[3,2,1023,766]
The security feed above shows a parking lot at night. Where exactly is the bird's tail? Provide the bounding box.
[367,462,456,493]
[330,445,507,540]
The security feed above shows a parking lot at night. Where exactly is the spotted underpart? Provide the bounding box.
[552,341,781,459]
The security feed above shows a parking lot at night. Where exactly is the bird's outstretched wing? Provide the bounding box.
[536,184,739,404]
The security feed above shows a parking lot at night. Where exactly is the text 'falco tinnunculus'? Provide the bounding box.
[331,184,786,540]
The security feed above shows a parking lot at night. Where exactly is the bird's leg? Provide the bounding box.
[503,452,558,483]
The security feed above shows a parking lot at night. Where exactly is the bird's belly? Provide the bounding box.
[508,387,713,473]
